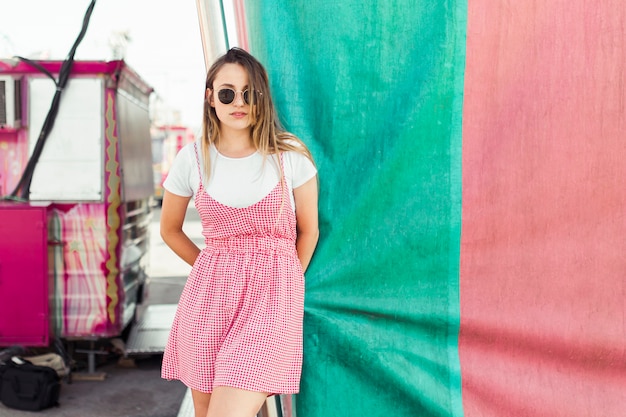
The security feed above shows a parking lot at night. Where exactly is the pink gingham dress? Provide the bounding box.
[161,145,305,394]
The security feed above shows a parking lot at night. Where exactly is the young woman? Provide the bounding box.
[160,48,319,417]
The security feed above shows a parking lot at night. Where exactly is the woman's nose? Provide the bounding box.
[233,91,245,105]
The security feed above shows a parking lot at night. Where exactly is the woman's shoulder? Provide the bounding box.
[166,140,201,176]
[282,137,314,160]
[282,135,307,149]
[282,147,309,161]
[275,134,309,155]
[177,139,202,160]
[184,138,201,153]
[282,143,316,175]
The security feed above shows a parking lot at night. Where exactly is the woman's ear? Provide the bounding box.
[206,88,214,107]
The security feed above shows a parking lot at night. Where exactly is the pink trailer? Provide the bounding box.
[151,125,195,204]
[0,60,154,347]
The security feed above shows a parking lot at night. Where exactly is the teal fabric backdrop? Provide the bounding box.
[246,2,467,416]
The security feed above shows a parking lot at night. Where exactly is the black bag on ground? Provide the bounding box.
[0,357,61,411]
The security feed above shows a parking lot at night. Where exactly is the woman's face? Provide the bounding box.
[208,63,252,134]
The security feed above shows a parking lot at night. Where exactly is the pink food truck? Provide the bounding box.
[0,59,154,355]
[151,125,195,205]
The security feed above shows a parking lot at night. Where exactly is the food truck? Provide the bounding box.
[151,125,195,205]
[0,59,154,351]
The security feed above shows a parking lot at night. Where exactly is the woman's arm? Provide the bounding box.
[160,190,200,266]
[293,176,319,272]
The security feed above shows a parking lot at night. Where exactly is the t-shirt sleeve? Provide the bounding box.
[285,150,317,189]
[162,144,195,197]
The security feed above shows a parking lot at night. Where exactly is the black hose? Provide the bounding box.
[9,0,97,200]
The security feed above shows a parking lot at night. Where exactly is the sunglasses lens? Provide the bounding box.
[217,89,252,105]
[218,89,235,104]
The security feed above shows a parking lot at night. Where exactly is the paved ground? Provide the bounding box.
[0,204,201,417]
[0,356,186,417]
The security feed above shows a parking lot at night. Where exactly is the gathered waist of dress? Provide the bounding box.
[203,235,297,255]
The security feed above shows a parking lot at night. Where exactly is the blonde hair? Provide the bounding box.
[200,48,314,184]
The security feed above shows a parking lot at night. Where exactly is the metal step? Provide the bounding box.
[125,304,177,355]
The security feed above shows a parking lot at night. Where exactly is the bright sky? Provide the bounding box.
[0,0,208,129]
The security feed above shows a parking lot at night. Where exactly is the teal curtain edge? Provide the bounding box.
[244,1,468,415]
[447,1,467,415]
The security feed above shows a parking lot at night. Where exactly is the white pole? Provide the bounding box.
[195,0,229,70]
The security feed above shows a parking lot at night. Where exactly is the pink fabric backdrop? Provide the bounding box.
[459,1,626,416]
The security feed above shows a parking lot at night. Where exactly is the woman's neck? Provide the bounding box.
[216,130,255,158]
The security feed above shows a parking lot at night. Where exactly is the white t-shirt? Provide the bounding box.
[163,140,317,210]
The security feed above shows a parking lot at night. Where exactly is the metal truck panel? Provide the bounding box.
[116,89,153,202]
[28,77,104,201]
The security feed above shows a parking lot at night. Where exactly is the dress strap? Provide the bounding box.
[273,151,285,176]
[271,151,288,235]
[193,142,203,185]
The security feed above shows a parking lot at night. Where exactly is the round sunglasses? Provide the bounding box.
[217,88,253,105]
